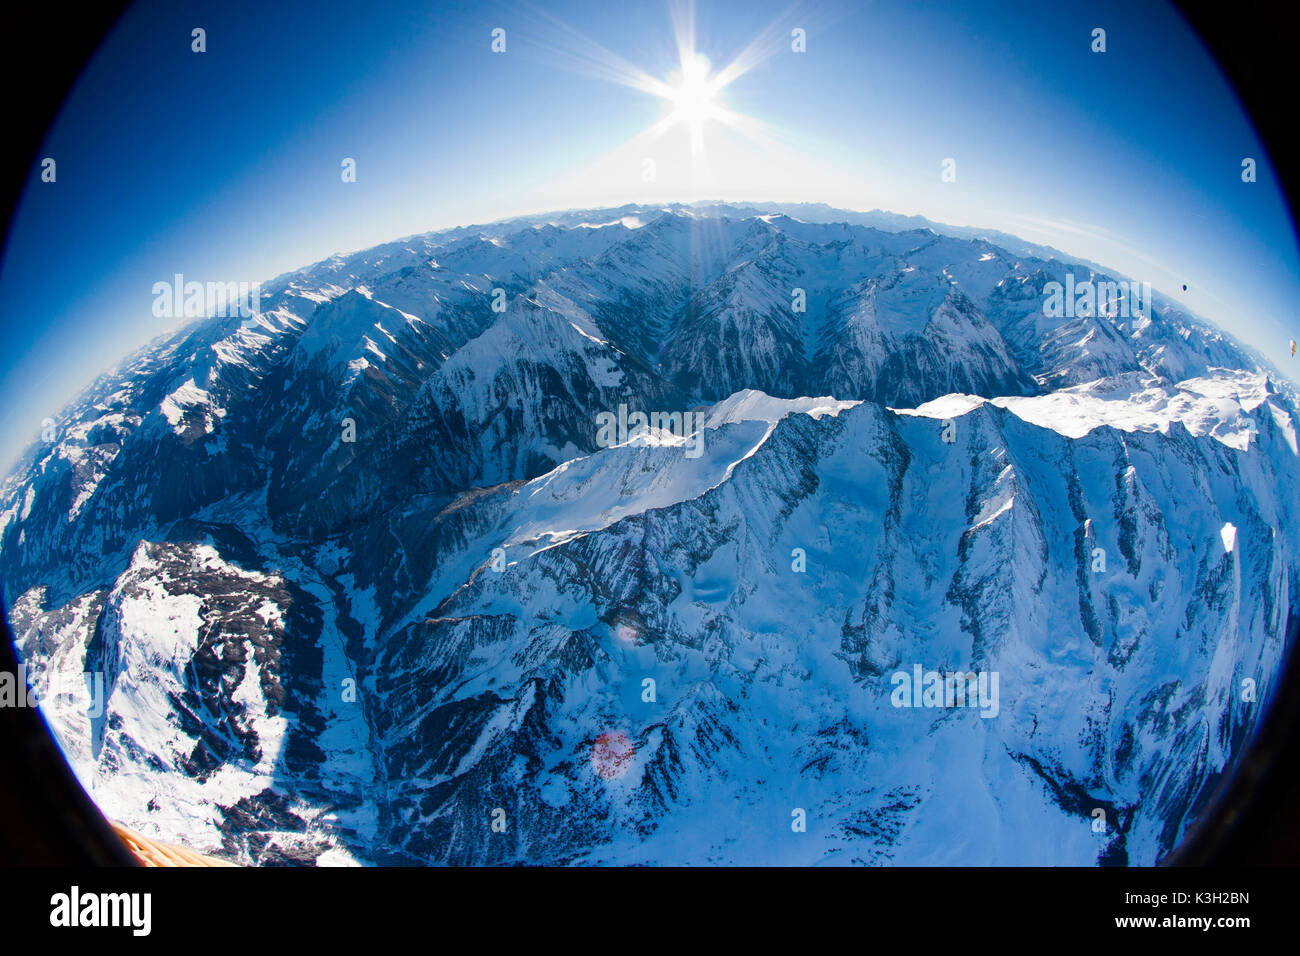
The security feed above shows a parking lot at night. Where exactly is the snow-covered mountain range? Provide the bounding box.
[2,202,1297,865]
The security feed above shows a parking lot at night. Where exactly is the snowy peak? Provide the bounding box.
[293,288,418,371]
[898,368,1298,455]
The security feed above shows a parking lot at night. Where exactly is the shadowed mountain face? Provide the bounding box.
[2,204,1297,865]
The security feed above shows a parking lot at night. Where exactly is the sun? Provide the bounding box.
[665,53,720,132]
[519,3,780,181]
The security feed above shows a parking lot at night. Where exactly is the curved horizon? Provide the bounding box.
[2,0,1299,471]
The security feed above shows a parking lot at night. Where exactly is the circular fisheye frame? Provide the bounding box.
[1,0,1297,870]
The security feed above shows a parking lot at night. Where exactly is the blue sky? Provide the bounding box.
[2,0,1297,468]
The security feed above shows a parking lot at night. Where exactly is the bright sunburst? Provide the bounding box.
[656,51,729,168]
[664,53,721,132]
[521,0,796,192]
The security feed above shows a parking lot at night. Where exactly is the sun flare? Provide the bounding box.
[665,53,720,131]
